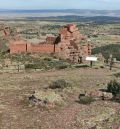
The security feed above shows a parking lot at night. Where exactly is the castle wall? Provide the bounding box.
[46,36,56,44]
[27,43,59,53]
[9,44,27,54]
[9,40,27,54]
[9,40,59,54]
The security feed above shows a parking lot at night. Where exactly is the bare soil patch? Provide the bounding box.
[0,68,119,129]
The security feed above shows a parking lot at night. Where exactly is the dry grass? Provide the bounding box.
[0,68,119,129]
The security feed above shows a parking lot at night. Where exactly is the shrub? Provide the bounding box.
[114,94,120,102]
[73,64,89,68]
[79,96,95,104]
[114,72,120,78]
[100,66,104,69]
[107,80,120,97]
[56,64,68,70]
[25,64,35,69]
[43,57,52,61]
[34,90,63,106]
[49,79,72,89]
[55,61,70,70]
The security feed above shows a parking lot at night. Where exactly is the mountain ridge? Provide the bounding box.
[0,9,120,17]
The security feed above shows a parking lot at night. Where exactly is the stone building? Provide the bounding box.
[58,24,91,63]
[9,24,91,63]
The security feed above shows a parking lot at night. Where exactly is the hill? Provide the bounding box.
[0,9,120,19]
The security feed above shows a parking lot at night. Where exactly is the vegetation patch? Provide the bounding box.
[31,90,64,107]
[43,57,52,61]
[73,64,89,68]
[92,44,120,61]
[49,79,72,89]
[79,96,95,105]
[76,104,116,129]
[25,60,71,71]
[107,80,120,102]
[21,90,65,108]
[113,72,120,78]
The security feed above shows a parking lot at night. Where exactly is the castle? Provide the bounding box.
[9,24,91,63]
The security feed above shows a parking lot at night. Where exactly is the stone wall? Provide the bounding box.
[46,36,57,44]
[9,40,59,54]
[9,40,27,54]
[27,43,59,53]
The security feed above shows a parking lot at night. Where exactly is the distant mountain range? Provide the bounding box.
[0,9,120,17]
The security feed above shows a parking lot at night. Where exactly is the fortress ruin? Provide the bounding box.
[9,24,91,63]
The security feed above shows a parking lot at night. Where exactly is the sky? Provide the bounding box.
[0,0,120,10]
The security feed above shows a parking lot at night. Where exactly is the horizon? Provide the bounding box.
[0,9,120,11]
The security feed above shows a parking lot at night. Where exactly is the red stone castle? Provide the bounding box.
[9,24,91,63]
